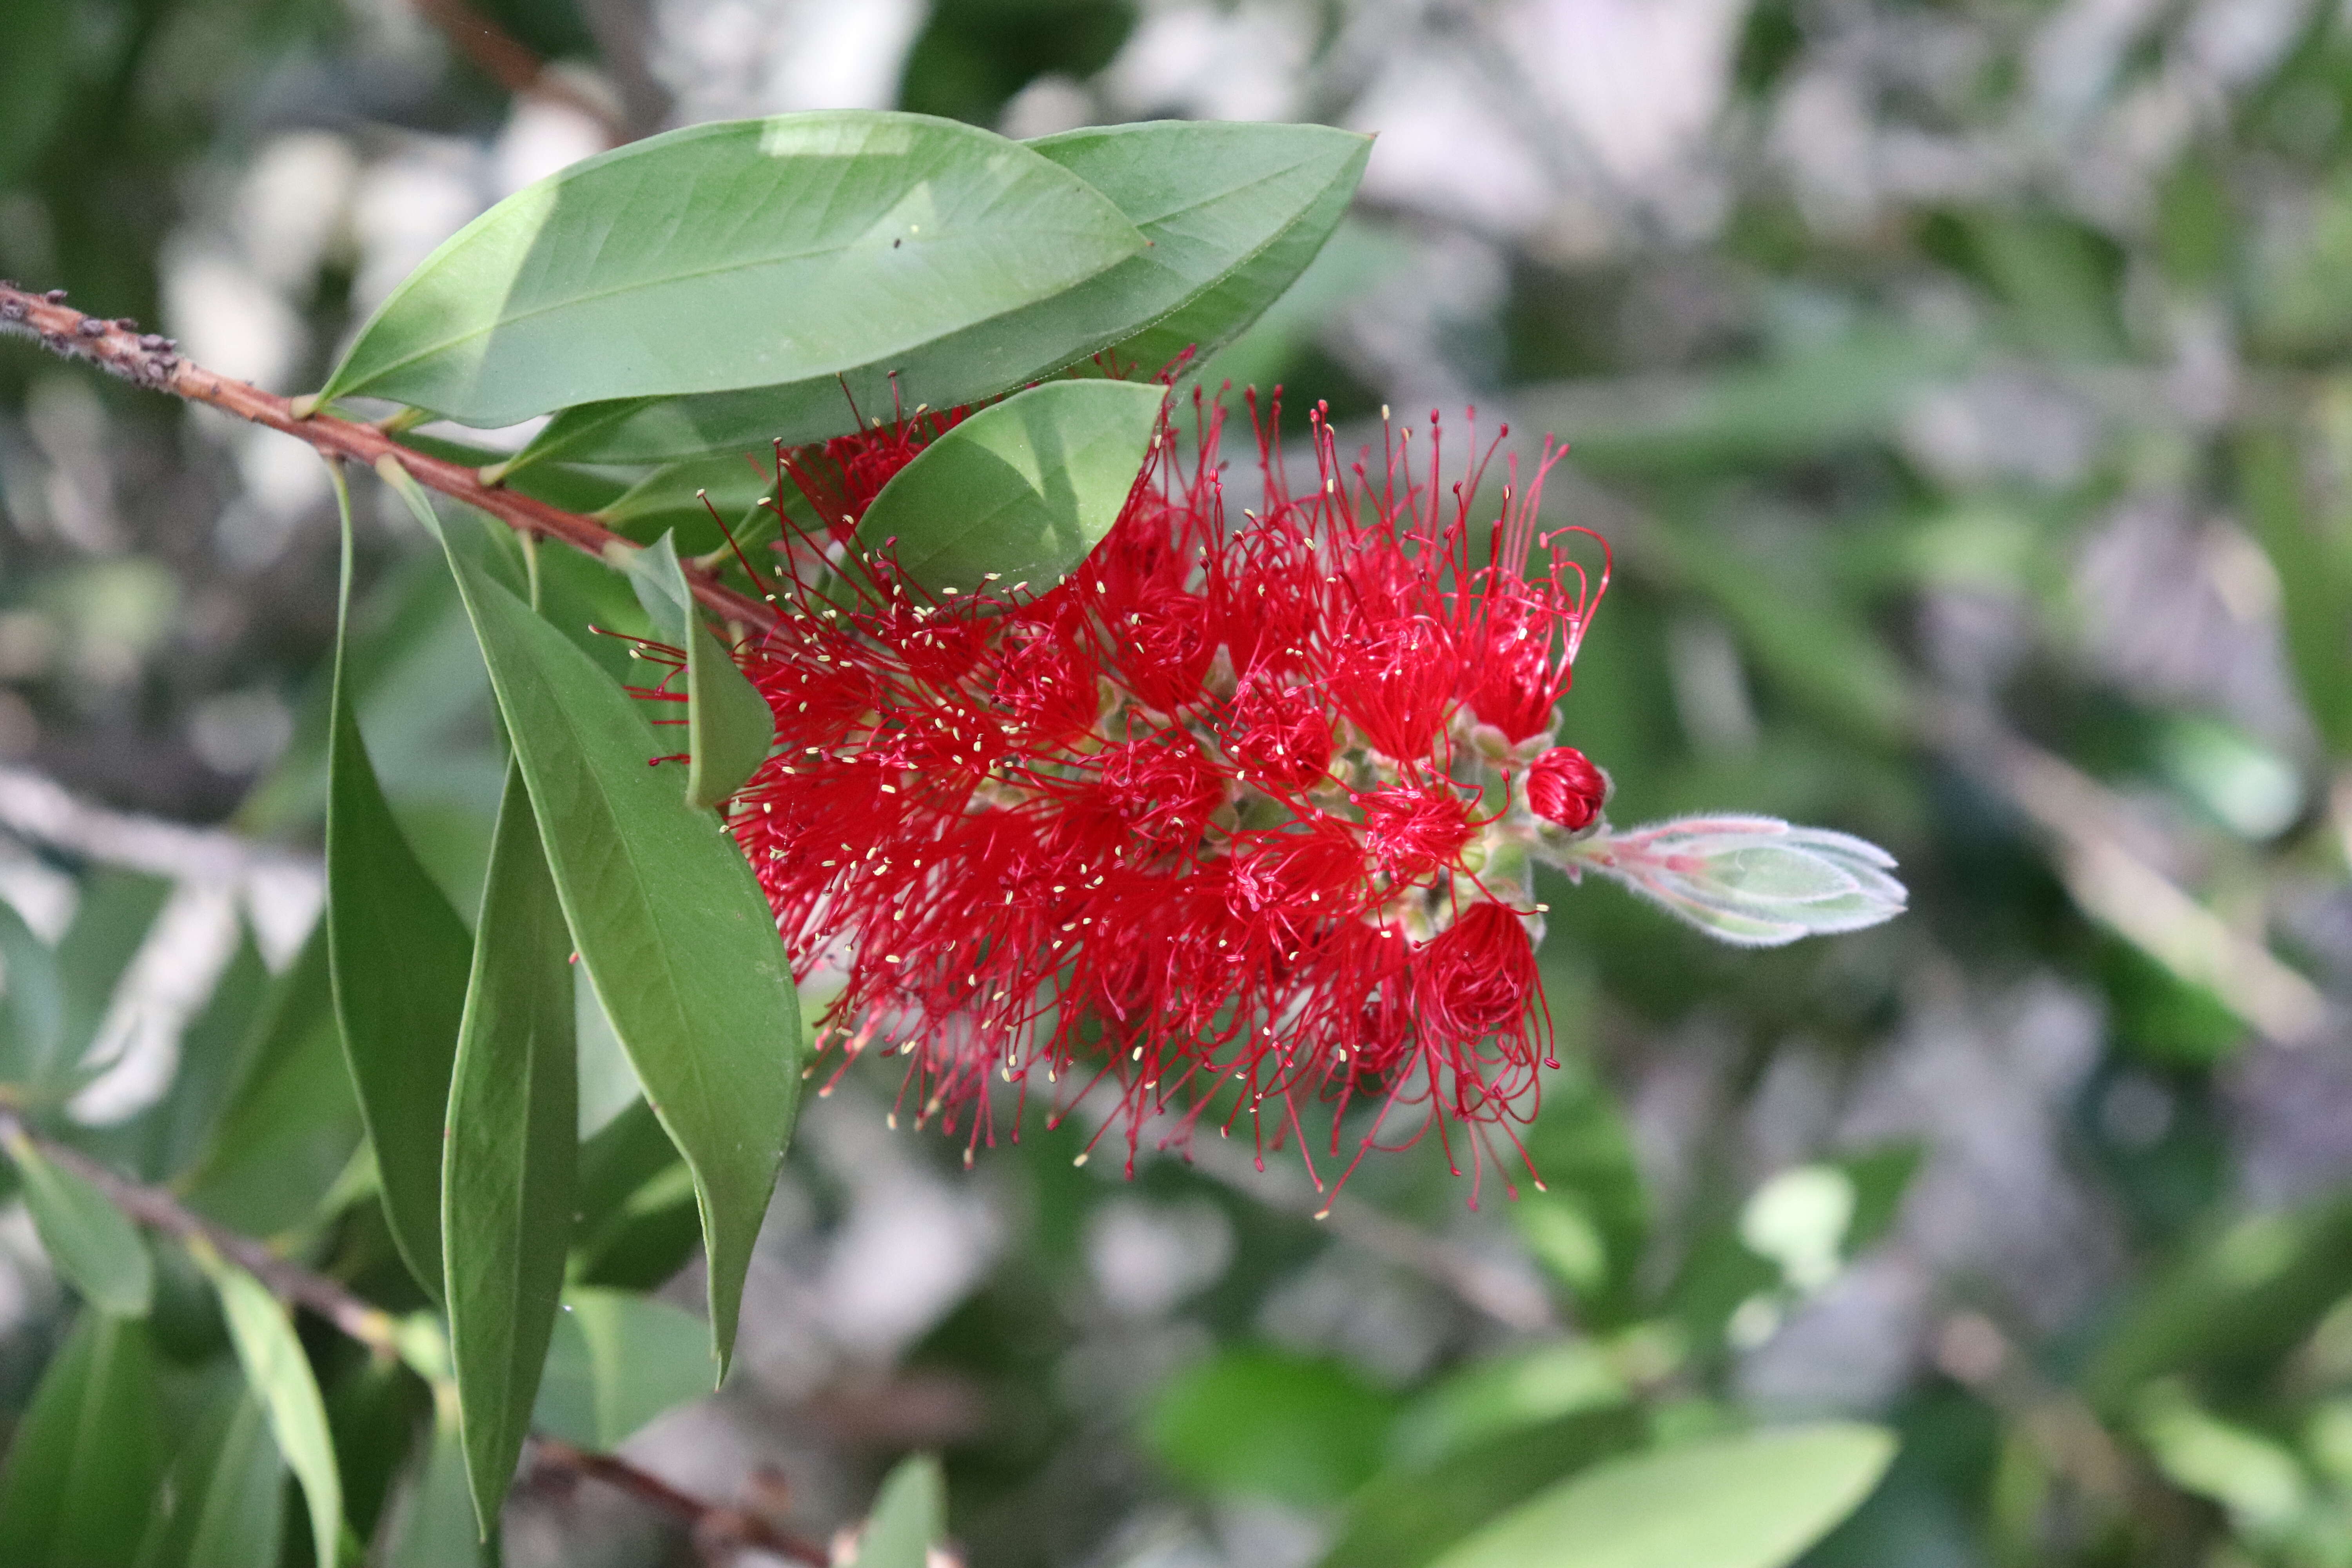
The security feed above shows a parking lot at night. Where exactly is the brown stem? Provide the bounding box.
[0,1107,400,1352]
[0,282,779,633]
[531,1437,829,1566]
[0,1109,825,1566]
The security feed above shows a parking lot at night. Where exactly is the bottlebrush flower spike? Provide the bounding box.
[687,387,1902,1207]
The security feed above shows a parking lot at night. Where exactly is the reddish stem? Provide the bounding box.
[0,281,779,633]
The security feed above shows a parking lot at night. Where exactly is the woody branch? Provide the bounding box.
[0,281,778,633]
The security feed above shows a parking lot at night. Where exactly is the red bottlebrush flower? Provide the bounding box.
[715,388,1608,1206]
[1417,899,1541,1042]
[1357,779,1477,878]
[1524,746,1608,831]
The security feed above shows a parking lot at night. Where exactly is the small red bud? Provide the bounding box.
[1526,746,1608,830]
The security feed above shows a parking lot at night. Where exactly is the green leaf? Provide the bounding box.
[531,1287,713,1448]
[1321,1410,1644,1568]
[512,119,1368,465]
[0,896,64,1089]
[205,1257,344,1568]
[383,463,800,1369]
[319,111,1146,425]
[138,1380,286,1568]
[847,1454,948,1568]
[136,927,268,1181]
[627,541,778,810]
[597,454,780,552]
[0,1312,166,1568]
[3,1132,153,1316]
[0,870,172,1102]
[1427,1425,1896,1568]
[2088,1194,2352,1411]
[379,1401,493,1568]
[327,464,474,1299]
[569,1098,704,1290]
[1147,1348,1398,1506]
[2239,426,2352,759]
[1390,1345,1630,1471]
[443,761,578,1532]
[858,378,1165,596]
[1051,121,1370,379]
[183,926,365,1241]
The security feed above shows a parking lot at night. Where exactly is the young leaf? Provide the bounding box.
[137,1379,286,1568]
[382,462,800,1370]
[531,1287,713,1449]
[1426,1424,1896,1568]
[204,1256,343,1568]
[628,539,776,810]
[326,462,473,1299]
[1546,817,1907,947]
[510,120,1370,465]
[443,762,577,1532]
[0,1312,166,1568]
[318,111,1146,425]
[857,378,1166,596]
[847,1454,949,1568]
[3,1131,153,1317]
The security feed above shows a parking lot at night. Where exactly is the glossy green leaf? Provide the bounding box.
[327,464,473,1298]
[320,111,1145,425]
[183,926,365,1241]
[847,1454,948,1568]
[379,1401,492,1568]
[138,1380,286,1568]
[4,1132,152,1316]
[858,378,1165,596]
[1148,1348,1398,1506]
[0,1312,165,1568]
[443,761,577,1532]
[384,463,799,1369]
[532,1287,713,1448]
[205,1257,343,1568]
[514,119,1368,464]
[1428,1425,1896,1568]
[1056,121,1370,379]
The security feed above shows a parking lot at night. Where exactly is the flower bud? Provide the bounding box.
[1524,746,1608,830]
